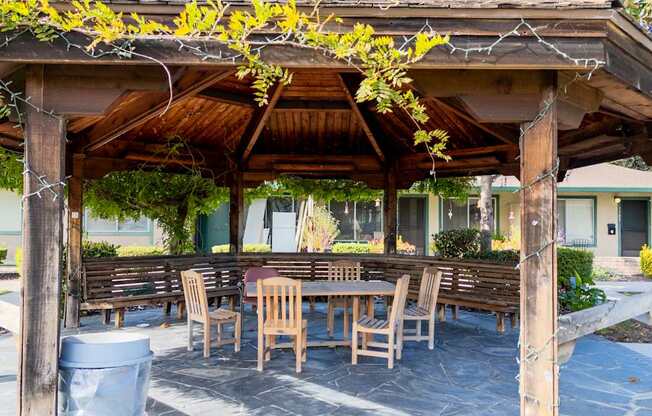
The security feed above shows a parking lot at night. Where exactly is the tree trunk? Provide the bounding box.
[478,175,494,253]
[168,203,190,255]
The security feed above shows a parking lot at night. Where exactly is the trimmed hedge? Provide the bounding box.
[117,245,166,257]
[431,229,481,258]
[83,241,119,258]
[642,245,652,278]
[212,244,272,253]
[0,246,6,264]
[558,247,593,280]
[332,243,370,254]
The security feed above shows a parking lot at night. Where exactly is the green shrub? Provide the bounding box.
[117,245,167,257]
[82,241,119,258]
[0,246,6,264]
[557,247,593,280]
[473,249,520,264]
[211,244,272,253]
[332,243,370,254]
[431,229,481,258]
[641,245,652,278]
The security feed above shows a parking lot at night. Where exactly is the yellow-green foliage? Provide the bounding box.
[0,0,450,159]
[642,245,652,278]
[15,248,21,276]
[117,246,167,257]
[212,244,271,253]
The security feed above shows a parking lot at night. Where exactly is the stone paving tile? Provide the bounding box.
[1,303,652,415]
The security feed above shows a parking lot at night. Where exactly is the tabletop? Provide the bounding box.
[245,280,395,297]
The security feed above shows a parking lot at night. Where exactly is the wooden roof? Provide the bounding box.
[1,0,652,189]
[50,0,616,9]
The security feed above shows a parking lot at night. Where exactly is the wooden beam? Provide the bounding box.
[247,154,382,173]
[84,70,233,153]
[273,162,356,172]
[338,74,385,163]
[229,170,244,254]
[64,154,84,329]
[519,73,559,416]
[383,165,398,255]
[274,100,351,112]
[198,88,255,107]
[238,83,285,164]
[19,65,66,416]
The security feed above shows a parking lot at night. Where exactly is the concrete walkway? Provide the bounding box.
[597,281,652,300]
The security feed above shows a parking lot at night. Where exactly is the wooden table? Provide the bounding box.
[246,280,395,348]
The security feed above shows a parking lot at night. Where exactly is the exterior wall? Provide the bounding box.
[0,190,164,265]
[494,191,652,257]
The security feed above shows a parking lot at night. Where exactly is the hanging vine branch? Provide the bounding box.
[0,0,451,163]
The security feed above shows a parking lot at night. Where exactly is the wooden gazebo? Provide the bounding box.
[3,1,652,415]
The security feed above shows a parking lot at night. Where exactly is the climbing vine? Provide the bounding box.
[0,0,451,160]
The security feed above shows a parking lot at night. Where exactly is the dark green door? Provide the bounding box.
[621,200,649,257]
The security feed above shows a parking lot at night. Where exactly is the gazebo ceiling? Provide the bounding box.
[0,0,651,188]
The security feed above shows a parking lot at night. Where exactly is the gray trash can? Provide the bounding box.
[58,332,154,416]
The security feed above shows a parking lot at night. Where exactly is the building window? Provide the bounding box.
[441,197,497,232]
[84,211,150,233]
[398,197,427,256]
[0,191,21,232]
[330,201,356,241]
[559,198,595,247]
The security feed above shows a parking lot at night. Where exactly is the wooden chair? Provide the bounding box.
[257,277,307,373]
[402,267,442,350]
[351,275,410,369]
[181,270,241,358]
[326,260,361,338]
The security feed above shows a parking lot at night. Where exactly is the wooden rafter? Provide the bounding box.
[426,97,518,145]
[337,74,386,163]
[238,83,285,164]
[83,70,234,153]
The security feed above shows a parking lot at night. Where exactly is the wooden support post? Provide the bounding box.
[64,154,84,329]
[383,166,397,255]
[18,65,66,416]
[229,171,244,254]
[519,73,559,416]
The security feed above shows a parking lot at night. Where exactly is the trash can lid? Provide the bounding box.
[60,332,153,369]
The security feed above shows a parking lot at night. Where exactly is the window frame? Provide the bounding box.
[439,195,500,233]
[83,210,152,235]
[558,195,597,248]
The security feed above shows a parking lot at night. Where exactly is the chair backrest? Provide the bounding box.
[245,267,280,285]
[327,260,361,281]
[389,275,411,327]
[417,267,442,313]
[257,277,302,330]
[181,270,209,322]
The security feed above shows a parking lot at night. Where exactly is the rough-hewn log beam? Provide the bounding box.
[19,65,66,416]
[64,154,84,329]
[519,73,559,416]
[383,165,398,255]
[84,70,233,153]
[238,83,285,164]
[338,74,386,163]
[229,170,245,254]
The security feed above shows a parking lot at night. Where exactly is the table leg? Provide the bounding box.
[352,296,360,342]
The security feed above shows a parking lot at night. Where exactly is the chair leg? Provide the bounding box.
[452,305,459,320]
[187,319,194,351]
[396,321,404,360]
[265,335,272,361]
[327,301,334,337]
[203,322,211,358]
[176,302,185,320]
[428,317,435,350]
[164,302,172,316]
[234,314,241,353]
[309,297,316,312]
[302,329,307,362]
[257,330,264,371]
[388,332,395,369]
[416,319,422,339]
[295,330,302,373]
[228,296,236,311]
[216,321,222,346]
[351,324,358,365]
[343,300,350,338]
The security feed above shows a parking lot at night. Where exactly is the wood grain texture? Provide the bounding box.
[64,154,84,328]
[518,73,559,416]
[19,65,66,416]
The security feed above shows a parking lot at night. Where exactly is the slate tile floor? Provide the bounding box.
[1,302,652,415]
